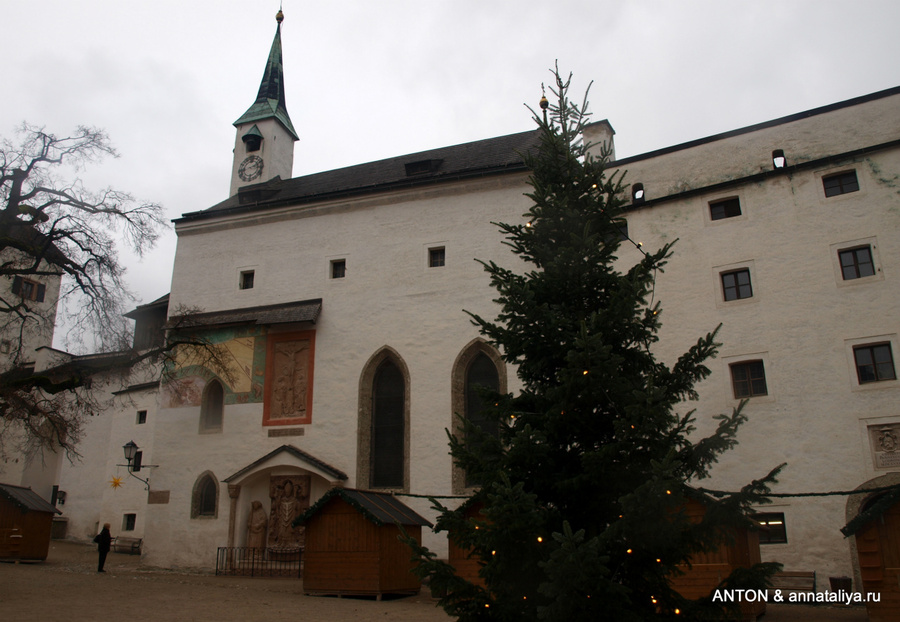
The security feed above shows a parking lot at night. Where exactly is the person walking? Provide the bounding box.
[93,523,112,572]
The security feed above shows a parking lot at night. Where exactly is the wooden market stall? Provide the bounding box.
[298,488,433,599]
[846,489,900,622]
[446,500,486,588]
[0,483,61,561]
[668,498,765,621]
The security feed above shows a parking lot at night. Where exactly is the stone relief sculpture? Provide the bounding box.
[870,424,900,469]
[268,475,310,550]
[246,500,268,551]
[271,340,309,420]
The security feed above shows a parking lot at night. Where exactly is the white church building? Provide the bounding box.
[4,10,900,594]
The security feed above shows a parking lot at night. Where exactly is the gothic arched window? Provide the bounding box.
[191,472,219,519]
[371,360,405,488]
[357,348,409,491]
[200,379,224,433]
[451,340,506,493]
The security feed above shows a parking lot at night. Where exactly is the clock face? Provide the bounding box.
[238,155,264,182]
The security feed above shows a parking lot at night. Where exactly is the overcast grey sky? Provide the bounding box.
[2,0,899,325]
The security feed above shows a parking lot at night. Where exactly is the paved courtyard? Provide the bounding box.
[0,541,870,621]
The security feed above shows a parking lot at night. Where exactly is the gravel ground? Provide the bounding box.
[0,540,870,621]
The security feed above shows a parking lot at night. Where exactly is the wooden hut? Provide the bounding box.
[668,498,765,621]
[447,500,486,588]
[0,483,61,562]
[846,490,900,622]
[298,488,433,598]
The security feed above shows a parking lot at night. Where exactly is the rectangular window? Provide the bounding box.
[823,170,859,197]
[730,360,768,398]
[429,247,446,268]
[710,197,742,221]
[122,513,136,531]
[331,259,346,279]
[854,343,896,384]
[839,246,876,280]
[136,410,147,425]
[754,512,787,544]
[12,276,46,302]
[239,270,255,290]
[721,269,753,301]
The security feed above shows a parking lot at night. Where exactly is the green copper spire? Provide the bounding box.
[234,10,299,140]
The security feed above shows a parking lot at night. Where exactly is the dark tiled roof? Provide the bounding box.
[167,298,321,328]
[0,483,61,514]
[124,293,170,320]
[298,488,433,528]
[176,130,540,223]
[224,444,348,483]
[0,219,69,268]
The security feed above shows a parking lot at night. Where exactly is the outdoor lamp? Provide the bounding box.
[123,440,138,464]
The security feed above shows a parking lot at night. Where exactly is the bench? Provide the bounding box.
[771,571,816,595]
[111,536,143,555]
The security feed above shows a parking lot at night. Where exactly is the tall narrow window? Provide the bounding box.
[200,380,224,433]
[465,353,500,486]
[331,259,346,279]
[239,270,255,290]
[191,472,219,518]
[371,360,405,488]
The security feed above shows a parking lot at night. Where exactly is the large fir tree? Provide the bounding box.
[408,69,782,621]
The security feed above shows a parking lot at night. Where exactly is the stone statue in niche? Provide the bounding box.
[268,475,310,550]
[246,500,268,551]
[271,340,309,420]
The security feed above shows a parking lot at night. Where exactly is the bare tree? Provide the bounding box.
[0,124,225,457]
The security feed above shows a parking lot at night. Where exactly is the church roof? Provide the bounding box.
[233,13,299,140]
[166,298,322,328]
[178,129,540,223]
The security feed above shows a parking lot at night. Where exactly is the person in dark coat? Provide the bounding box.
[93,523,112,572]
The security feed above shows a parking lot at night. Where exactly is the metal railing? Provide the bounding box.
[215,547,302,578]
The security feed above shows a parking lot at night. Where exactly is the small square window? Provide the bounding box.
[136,410,147,425]
[823,170,859,197]
[730,360,768,398]
[239,270,255,290]
[754,512,787,544]
[0,340,10,354]
[429,247,446,268]
[710,197,742,221]
[854,343,896,384]
[721,269,753,301]
[839,246,876,280]
[123,513,136,531]
[331,259,346,279]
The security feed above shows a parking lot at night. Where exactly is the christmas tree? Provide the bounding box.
[407,68,782,621]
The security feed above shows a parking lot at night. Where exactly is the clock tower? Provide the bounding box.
[230,10,299,197]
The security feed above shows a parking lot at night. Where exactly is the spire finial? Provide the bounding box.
[276,7,284,23]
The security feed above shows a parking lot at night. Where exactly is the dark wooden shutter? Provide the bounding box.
[12,276,22,295]
[36,283,45,302]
